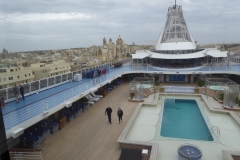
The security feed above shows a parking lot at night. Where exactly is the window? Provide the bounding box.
[8,77,13,80]
[15,69,17,71]
[10,69,13,72]
[3,78,6,81]
[17,76,20,78]
[29,73,31,76]
[25,74,27,77]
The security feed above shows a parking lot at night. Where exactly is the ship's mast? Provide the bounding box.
[174,0,177,9]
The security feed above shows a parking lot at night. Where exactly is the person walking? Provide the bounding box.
[12,84,19,103]
[105,106,112,124]
[117,107,123,124]
[20,85,25,100]
[0,97,5,108]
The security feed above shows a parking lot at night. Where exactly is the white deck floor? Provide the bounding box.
[126,95,240,160]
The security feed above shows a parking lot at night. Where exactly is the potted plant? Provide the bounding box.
[154,81,161,92]
[218,93,224,100]
[196,80,204,87]
[130,93,135,99]
[236,97,239,105]
[154,81,161,86]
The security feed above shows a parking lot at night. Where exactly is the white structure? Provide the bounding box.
[132,4,228,70]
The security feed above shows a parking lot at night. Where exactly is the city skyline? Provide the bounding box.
[0,0,239,52]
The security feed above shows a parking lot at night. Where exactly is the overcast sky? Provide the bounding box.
[0,0,239,52]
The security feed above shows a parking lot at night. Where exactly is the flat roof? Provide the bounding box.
[132,49,228,59]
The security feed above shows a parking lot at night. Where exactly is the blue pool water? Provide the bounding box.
[161,99,213,141]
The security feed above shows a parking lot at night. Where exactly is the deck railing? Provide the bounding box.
[0,59,131,103]
[3,67,127,130]
[3,62,240,131]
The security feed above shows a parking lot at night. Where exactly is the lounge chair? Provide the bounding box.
[90,92,103,98]
[86,95,100,102]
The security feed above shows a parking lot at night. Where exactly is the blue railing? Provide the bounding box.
[3,63,240,131]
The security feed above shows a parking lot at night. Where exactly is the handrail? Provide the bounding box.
[0,59,131,102]
[3,67,129,130]
[209,126,220,137]
[3,66,119,115]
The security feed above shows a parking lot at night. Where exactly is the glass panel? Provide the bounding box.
[223,85,239,107]
[135,86,144,100]
[73,71,77,76]
[40,79,47,89]
[7,87,15,99]
[31,81,39,92]
[62,74,67,82]
[55,75,61,84]
[68,73,73,80]
[0,89,6,99]
[22,83,30,94]
[48,77,54,86]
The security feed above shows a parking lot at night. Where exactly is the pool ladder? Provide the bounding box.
[209,126,220,137]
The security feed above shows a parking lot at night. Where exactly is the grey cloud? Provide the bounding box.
[0,0,240,52]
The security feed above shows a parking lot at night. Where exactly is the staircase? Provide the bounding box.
[9,148,43,160]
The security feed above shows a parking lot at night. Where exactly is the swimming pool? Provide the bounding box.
[137,84,152,89]
[209,86,228,91]
[161,99,213,141]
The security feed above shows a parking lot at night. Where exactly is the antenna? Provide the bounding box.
[173,0,177,9]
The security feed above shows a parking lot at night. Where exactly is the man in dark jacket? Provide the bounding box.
[19,85,25,100]
[105,106,112,124]
[12,84,19,103]
[117,107,123,124]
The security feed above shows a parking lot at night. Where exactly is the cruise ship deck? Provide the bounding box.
[2,63,240,160]
[3,63,240,136]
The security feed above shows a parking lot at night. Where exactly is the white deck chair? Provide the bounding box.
[90,92,103,98]
[86,95,100,102]
[88,94,100,101]
[87,101,95,105]
[85,95,97,102]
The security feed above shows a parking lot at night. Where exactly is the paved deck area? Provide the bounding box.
[39,83,138,160]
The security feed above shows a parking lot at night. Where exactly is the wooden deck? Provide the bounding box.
[39,83,138,160]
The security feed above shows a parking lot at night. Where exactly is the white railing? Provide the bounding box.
[0,59,131,103]
[3,67,127,130]
[3,62,240,131]
[164,86,195,93]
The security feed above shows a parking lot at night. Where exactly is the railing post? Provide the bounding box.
[28,105,30,119]
[6,88,8,100]
[29,82,32,93]
[10,113,12,129]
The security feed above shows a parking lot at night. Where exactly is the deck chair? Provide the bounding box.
[86,95,100,102]
[90,92,103,98]
[87,94,100,101]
